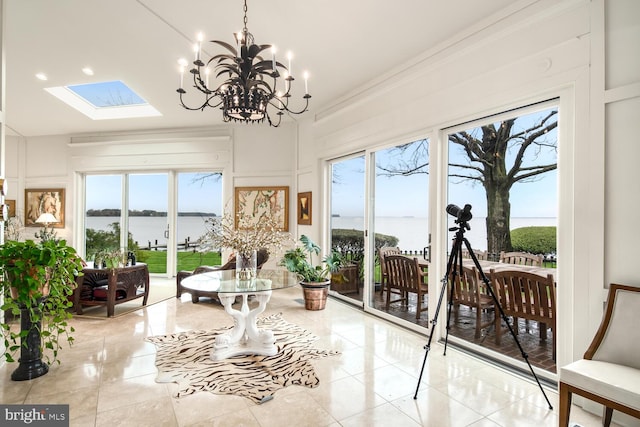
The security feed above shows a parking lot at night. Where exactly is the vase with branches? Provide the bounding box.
[199,211,291,280]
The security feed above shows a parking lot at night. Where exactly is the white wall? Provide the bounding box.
[298,0,636,377]
[4,124,298,257]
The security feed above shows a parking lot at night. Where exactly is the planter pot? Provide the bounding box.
[300,281,330,311]
[330,264,360,294]
[11,301,49,381]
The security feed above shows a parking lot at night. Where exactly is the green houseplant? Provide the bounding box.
[0,239,84,380]
[280,235,345,310]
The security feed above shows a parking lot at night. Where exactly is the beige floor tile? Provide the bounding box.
[24,385,98,422]
[308,375,387,420]
[339,401,422,426]
[97,372,170,413]
[487,398,557,427]
[433,373,520,416]
[0,277,584,427]
[392,387,485,427]
[353,364,420,402]
[248,389,337,427]
[95,395,177,427]
[170,392,250,426]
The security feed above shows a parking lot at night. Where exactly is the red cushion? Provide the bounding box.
[93,287,126,300]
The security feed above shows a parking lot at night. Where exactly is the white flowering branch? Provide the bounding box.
[199,211,292,256]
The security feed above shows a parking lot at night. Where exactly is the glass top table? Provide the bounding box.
[180,269,300,360]
[180,269,299,294]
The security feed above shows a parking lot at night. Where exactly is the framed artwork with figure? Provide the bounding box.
[25,188,65,228]
[297,192,312,225]
[5,199,16,218]
[234,186,289,231]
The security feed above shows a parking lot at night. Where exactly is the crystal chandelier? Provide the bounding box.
[176,0,311,127]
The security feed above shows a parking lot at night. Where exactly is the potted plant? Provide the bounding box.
[326,250,360,294]
[0,239,84,380]
[280,235,345,310]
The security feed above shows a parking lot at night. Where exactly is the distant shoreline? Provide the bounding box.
[86,209,216,217]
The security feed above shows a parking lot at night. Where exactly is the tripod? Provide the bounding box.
[413,205,553,410]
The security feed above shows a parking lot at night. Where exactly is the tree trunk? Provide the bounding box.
[484,180,512,260]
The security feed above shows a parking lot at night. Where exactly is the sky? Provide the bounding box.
[85,107,558,220]
[331,106,558,218]
[85,172,222,214]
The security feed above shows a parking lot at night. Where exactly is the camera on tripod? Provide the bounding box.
[446,203,473,222]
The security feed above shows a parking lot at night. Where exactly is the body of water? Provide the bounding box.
[86,215,557,253]
[86,216,213,248]
[332,216,557,252]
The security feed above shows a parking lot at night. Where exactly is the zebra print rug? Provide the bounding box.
[146,313,340,403]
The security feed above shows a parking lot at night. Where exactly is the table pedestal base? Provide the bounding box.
[211,291,276,360]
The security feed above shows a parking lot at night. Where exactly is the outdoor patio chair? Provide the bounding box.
[499,251,544,267]
[490,268,556,360]
[448,266,495,338]
[378,246,402,298]
[461,249,488,260]
[384,255,428,319]
[559,284,640,427]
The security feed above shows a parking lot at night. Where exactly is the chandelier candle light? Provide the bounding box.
[176,0,311,127]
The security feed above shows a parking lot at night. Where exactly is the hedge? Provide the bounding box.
[510,226,556,255]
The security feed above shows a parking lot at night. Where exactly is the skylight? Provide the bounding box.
[45,80,161,120]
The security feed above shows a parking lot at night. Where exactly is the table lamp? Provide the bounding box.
[35,212,59,242]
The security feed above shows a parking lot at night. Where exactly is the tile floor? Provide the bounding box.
[0,278,612,426]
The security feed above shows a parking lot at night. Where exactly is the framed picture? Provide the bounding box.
[297,192,312,225]
[25,188,65,228]
[5,199,16,218]
[234,186,289,231]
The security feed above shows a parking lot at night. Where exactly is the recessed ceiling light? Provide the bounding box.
[82,67,94,76]
[35,73,48,81]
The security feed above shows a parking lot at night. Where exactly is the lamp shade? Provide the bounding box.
[35,213,58,224]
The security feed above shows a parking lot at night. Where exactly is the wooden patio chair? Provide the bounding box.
[449,266,495,338]
[499,251,544,267]
[384,255,428,319]
[559,284,640,427]
[378,246,402,298]
[461,249,488,261]
[490,268,556,360]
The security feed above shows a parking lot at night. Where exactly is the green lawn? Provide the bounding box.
[135,250,222,274]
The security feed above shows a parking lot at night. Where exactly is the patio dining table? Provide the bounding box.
[462,259,557,281]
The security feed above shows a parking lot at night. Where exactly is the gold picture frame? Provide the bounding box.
[25,188,65,228]
[5,199,16,218]
[234,186,289,231]
[297,192,312,225]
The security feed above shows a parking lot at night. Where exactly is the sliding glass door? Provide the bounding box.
[84,170,222,276]
[368,139,430,326]
[328,155,365,303]
[128,173,169,274]
[445,102,559,373]
[176,172,223,272]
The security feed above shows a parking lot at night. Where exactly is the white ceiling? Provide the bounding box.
[4,0,519,137]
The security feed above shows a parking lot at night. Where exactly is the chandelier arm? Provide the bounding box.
[269,95,311,115]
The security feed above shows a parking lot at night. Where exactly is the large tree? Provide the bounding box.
[378,109,558,256]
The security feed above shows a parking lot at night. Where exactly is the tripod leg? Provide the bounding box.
[414,227,465,399]
[461,237,554,410]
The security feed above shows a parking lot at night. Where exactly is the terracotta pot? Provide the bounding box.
[300,280,330,310]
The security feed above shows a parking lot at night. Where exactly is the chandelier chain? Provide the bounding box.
[243,0,248,32]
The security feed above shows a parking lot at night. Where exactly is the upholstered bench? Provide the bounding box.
[74,263,150,317]
[558,284,640,427]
